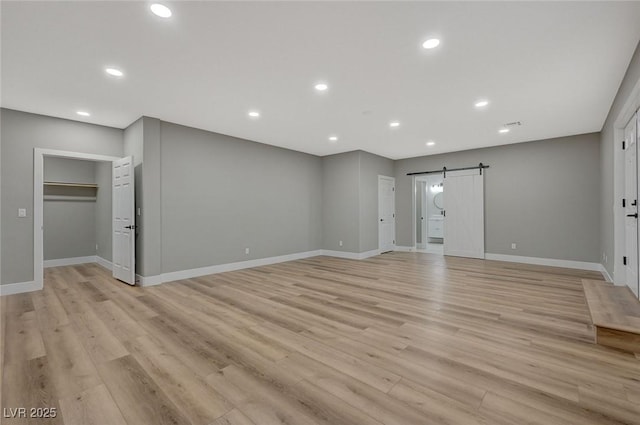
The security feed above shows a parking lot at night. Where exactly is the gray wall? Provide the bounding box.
[43,158,97,260]
[0,108,123,285]
[123,116,163,278]
[95,162,112,262]
[159,121,323,274]
[395,133,601,262]
[600,41,640,276]
[359,151,394,252]
[322,151,360,252]
[321,150,393,253]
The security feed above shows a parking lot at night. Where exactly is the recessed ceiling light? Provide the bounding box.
[105,68,124,77]
[150,3,172,18]
[76,111,90,117]
[248,111,260,118]
[315,83,328,91]
[422,38,440,49]
[328,136,338,142]
[426,141,436,146]
[499,128,510,134]
[389,121,400,128]
[475,100,489,108]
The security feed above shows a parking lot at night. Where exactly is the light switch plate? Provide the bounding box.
[18,208,27,218]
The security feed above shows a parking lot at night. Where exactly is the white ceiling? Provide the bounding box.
[2,1,640,159]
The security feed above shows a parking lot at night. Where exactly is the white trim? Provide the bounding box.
[378,175,396,252]
[142,250,322,286]
[322,249,380,260]
[44,256,96,268]
[599,264,614,283]
[34,148,122,295]
[485,253,602,272]
[137,274,163,287]
[95,256,113,270]
[394,246,415,252]
[136,249,386,287]
[0,281,41,296]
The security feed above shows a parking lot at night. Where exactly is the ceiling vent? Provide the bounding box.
[504,121,522,127]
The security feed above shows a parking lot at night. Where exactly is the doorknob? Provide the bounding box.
[124,225,137,229]
[627,213,638,218]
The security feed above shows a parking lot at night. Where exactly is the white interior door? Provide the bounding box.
[443,169,485,259]
[624,114,639,298]
[378,176,395,253]
[112,156,135,285]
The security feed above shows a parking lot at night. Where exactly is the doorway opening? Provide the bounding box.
[415,174,444,255]
[33,149,132,291]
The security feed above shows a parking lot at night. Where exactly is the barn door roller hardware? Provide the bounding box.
[407,163,490,177]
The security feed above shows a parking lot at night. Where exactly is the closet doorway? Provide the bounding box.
[33,149,135,290]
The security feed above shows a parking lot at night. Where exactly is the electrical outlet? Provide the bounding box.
[339,240,343,247]
[245,248,250,255]
[18,208,27,218]
[511,243,517,250]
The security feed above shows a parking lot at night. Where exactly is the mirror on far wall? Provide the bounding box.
[433,192,444,209]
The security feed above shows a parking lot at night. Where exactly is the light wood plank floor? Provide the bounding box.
[2,252,640,425]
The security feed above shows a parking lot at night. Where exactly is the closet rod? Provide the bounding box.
[44,181,97,188]
[406,163,489,177]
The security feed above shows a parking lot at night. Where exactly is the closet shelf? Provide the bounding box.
[44,195,97,202]
[44,181,98,188]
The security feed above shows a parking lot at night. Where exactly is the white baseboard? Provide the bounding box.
[0,280,42,296]
[95,256,113,271]
[137,274,163,287]
[44,255,96,268]
[140,250,324,286]
[599,264,614,283]
[485,253,603,272]
[394,246,414,252]
[321,249,380,260]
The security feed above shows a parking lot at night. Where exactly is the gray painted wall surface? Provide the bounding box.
[95,162,112,262]
[160,121,322,274]
[43,158,97,260]
[0,108,123,285]
[322,151,360,252]
[142,117,162,277]
[600,41,640,276]
[359,151,394,252]
[395,133,601,262]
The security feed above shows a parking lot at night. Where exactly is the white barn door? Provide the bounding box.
[443,169,485,259]
[624,114,639,298]
[112,156,135,285]
[378,176,396,253]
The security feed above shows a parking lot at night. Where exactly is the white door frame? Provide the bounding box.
[33,148,122,291]
[415,176,429,249]
[613,76,640,289]
[378,175,396,253]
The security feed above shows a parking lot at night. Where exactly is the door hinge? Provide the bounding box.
[393,240,395,244]
[392,213,395,218]
[623,256,627,266]
[623,140,626,150]
[623,198,627,208]
[392,187,395,191]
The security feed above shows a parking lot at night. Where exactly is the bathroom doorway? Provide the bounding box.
[415,174,444,254]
